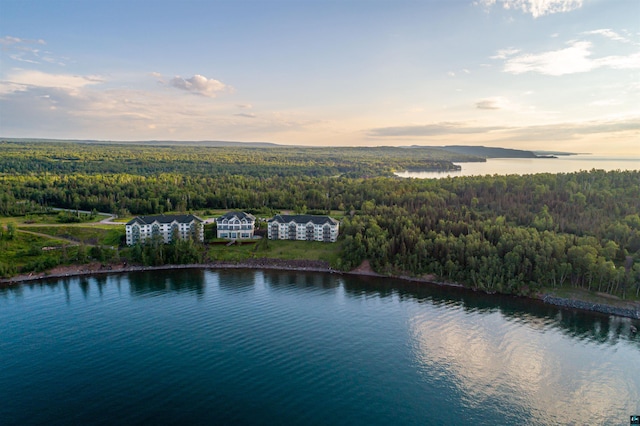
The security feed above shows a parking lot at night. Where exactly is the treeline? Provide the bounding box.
[340,208,639,297]
[129,234,202,266]
[2,170,639,241]
[0,140,475,178]
[1,140,639,297]
[333,172,640,297]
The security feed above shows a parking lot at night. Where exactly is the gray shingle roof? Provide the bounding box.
[216,211,256,222]
[268,214,338,225]
[126,214,203,226]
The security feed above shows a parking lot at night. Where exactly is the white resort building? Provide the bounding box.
[216,211,256,240]
[125,214,204,245]
[267,214,339,242]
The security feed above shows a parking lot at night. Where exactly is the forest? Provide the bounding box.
[1,140,639,298]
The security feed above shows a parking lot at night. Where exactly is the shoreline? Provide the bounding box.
[1,259,639,320]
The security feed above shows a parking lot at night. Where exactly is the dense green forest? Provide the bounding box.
[1,140,639,298]
[0,140,476,178]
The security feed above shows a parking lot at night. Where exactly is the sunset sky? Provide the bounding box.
[1,0,638,154]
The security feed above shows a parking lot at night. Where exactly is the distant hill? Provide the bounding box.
[1,138,280,148]
[432,145,538,159]
[2,138,576,157]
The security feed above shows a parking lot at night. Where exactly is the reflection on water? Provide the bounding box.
[128,269,206,297]
[409,307,636,425]
[263,270,340,291]
[1,269,638,344]
[1,269,638,425]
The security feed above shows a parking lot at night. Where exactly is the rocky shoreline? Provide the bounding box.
[2,259,639,320]
[541,295,640,320]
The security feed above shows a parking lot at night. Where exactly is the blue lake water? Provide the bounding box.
[396,155,640,179]
[1,269,639,425]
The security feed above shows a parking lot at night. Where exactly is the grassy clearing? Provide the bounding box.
[111,217,131,223]
[0,232,55,263]
[0,232,79,273]
[206,242,259,262]
[19,225,125,246]
[5,212,106,225]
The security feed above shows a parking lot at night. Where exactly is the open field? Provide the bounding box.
[19,225,124,247]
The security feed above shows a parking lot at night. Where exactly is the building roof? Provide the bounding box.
[216,211,256,223]
[126,214,203,226]
[268,214,338,226]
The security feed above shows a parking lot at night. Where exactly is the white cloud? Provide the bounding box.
[502,41,640,75]
[504,41,593,75]
[476,97,515,110]
[168,74,229,97]
[0,82,28,95]
[595,52,640,70]
[0,36,45,46]
[9,54,40,64]
[1,36,68,66]
[583,29,630,43]
[3,70,104,91]
[490,48,520,60]
[369,118,640,141]
[369,122,506,137]
[477,0,583,17]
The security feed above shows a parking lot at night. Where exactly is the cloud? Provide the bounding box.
[9,54,40,64]
[476,0,583,18]
[583,29,630,43]
[168,74,229,97]
[369,122,506,137]
[476,97,514,110]
[504,41,593,75]
[1,36,68,66]
[595,52,640,70]
[501,41,640,75]
[369,117,639,141]
[490,48,520,60]
[0,73,322,142]
[0,36,45,46]
[3,70,104,91]
[490,118,640,142]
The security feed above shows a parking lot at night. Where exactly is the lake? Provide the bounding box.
[1,269,639,425]
[395,155,640,179]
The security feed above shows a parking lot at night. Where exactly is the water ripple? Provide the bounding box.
[0,271,638,425]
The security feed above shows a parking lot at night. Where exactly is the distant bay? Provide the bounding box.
[396,155,640,179]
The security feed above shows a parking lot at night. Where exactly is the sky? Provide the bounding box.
[1,0,639,155]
